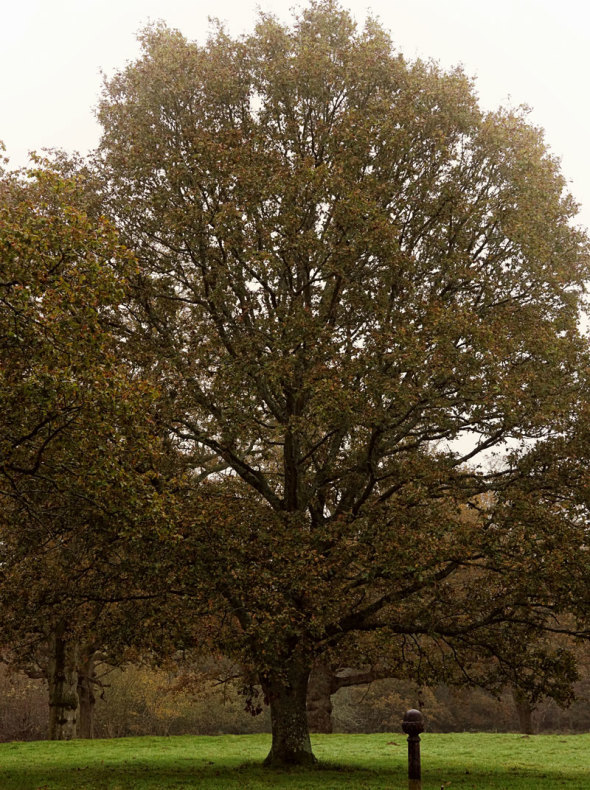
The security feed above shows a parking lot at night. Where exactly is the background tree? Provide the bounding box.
[96,2,590,765]
[0,159,173,739]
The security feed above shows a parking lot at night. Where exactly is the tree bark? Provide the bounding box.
[262,658,317,767]
[77,650,96,739]
[307,661,335,733]
[48,623,79,740]
[512,688,535,734]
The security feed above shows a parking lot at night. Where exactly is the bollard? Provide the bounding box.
[402,708,425,790]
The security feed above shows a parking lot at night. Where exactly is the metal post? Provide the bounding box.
[402,708,425,790]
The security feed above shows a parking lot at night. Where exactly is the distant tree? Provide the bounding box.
[96,2,590,765]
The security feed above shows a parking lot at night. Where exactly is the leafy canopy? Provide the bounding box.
[0,159,170,669]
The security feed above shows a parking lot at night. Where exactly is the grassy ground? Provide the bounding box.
[0,732,589,789]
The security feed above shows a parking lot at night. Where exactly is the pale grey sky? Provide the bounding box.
[2,0,590,226]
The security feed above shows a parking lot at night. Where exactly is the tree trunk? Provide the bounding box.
[262,658,317,767]
[77,650,96,739]
[306,662,384,734]
[307,661,334,733]
[512,688,535,734]
[48,623,79,740]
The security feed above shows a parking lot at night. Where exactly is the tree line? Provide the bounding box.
[1,1,590,766]
[3,654,590,743]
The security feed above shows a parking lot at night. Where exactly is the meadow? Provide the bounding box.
[0,732,589,789]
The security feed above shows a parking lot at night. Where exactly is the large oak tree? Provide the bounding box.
[96,2,590,765]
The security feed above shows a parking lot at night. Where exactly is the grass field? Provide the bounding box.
[0,732,589,789]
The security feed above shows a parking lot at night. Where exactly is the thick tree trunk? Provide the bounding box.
[77,650,96,739]
[306,661,385,734]
[306,661,335,733]
[48,624,79,740]
[262,658,317,767]
[512,688,535,734]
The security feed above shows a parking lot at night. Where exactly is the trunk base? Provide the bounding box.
[263,748,318,768]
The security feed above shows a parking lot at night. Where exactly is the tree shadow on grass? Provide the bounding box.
[0,759,406,790]
[0,757,586,789]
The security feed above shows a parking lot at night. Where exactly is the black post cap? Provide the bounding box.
[402,708,425,736]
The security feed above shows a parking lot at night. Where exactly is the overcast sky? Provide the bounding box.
[2,0,590,226]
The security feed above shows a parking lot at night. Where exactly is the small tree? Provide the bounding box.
[97,3,590,765]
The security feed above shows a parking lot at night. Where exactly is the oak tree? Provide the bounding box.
[96,2,590,764]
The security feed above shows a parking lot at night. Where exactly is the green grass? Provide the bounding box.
[0,732,589,789]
